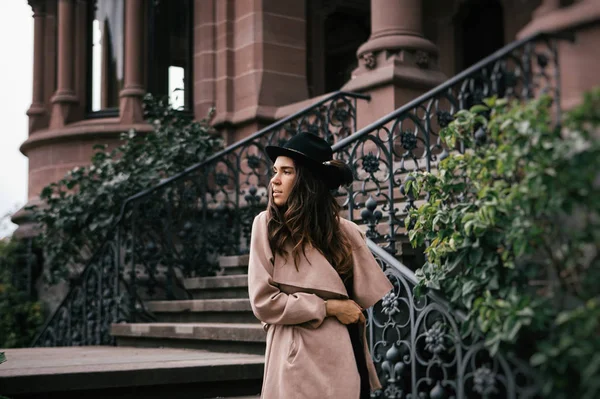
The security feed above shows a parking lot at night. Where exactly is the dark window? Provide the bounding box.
[147,0,193,111]
[306,0,370,97]
[324,11,370,94]
[456,0,505,71]
[88,0,124,113]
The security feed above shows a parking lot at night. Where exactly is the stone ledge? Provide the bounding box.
[20,119,154,154]
[518,0,600,39]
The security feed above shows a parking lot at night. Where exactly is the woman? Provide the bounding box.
[248,132,393,398]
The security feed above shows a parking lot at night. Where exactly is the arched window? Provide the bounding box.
[147,0,193,111]
[88,0,124,114]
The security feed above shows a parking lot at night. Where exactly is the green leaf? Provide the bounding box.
[530,352,548,367]
[0,352,5,364]
[470,105,489,114]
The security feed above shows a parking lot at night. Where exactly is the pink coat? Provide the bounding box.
[248,211,393,399]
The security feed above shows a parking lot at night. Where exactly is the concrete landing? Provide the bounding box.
[0,346,263,399]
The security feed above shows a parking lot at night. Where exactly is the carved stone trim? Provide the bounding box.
[416,50,430,68]
[361,51,377,70]
[28,0,46,16]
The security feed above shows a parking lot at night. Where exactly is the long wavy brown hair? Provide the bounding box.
[267,159,354,280]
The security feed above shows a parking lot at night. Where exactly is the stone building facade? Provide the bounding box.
[14,0,600,235]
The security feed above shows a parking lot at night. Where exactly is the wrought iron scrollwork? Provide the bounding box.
[31,232,136,347]
[367,241,540,398]
[333,35,561,267]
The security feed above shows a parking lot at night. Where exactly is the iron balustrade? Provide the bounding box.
[32,30,570,397]
[333,34,563,255]
[367,241,540,398]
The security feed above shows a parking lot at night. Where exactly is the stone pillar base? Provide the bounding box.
[343,51,446,129]
[26,103,47,133]
[119,87,146,124]
[341,0,447,129]
[49,91,78,128]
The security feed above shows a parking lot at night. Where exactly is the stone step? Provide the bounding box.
[218,254,249,276]
[146,299,256,323]
[184,275,249,299]
[112,322,266,355]
[0,346,263,398]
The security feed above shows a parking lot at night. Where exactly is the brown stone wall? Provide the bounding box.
[23,119,152,200]
[210,0,308,145]
[558,23,600,109]
[503,0,542,41]
[518,0,600,109]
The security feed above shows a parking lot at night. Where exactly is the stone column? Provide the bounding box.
[343,0,446,128]
[50,0,78,128]
[73,0,88,120]
[119,0,145,124]
[26,0,47,133]
[358,0,437,60]
[194,0,217,121]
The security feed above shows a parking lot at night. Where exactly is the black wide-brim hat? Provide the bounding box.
[265,132,352,189]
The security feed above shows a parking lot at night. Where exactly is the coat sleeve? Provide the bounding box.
[346,222,394,310]
[247,212,327,328]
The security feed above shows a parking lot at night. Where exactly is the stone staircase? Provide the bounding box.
[112,255,264,355]
[106,207,421,399]
[110,255,264,398]
[103,153,434,397]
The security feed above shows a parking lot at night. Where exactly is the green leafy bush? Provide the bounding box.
[406,90,600,398]
[30,95,223,283]
[0,238,43,348]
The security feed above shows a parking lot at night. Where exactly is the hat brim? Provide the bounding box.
[266,145,304,163]
[265,145,340,188]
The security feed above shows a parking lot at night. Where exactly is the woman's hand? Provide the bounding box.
[325,299,366,325]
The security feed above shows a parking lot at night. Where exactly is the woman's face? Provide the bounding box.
[271,156,296,207]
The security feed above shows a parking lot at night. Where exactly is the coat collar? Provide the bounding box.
[271,243,349,299]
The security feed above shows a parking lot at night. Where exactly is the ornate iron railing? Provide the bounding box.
[367,241,540,398]
[33,231,124,346]
[333,33,563,256]
[32,91,368,346]
[334,33,565,398]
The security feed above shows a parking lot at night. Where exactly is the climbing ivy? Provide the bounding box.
[406,90,600,398]
[0,238,43,348]
[30,95,224,283]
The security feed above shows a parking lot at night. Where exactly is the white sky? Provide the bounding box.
[0,2,32,238]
